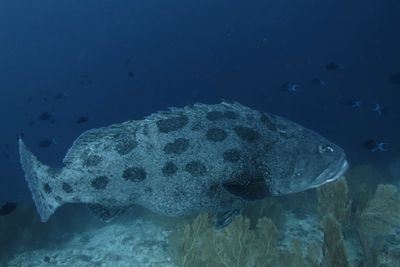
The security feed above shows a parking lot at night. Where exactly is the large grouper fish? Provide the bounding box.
[19,102,348,227]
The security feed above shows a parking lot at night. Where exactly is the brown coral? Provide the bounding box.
[317,177,351,225]
[169,214,279,267]
[357,184,400,266]
[321,214,351,267]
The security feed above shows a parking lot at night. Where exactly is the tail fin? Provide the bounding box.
[19,138,62,222]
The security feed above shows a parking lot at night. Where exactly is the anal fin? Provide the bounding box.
[213,208,241,229]
[87,204,129,222]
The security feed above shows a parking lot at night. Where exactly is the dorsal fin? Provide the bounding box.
[63,121,136,165]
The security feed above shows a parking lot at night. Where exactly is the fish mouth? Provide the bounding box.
[310,154,349,188]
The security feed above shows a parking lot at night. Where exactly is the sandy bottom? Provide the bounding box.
[6,219,175,267]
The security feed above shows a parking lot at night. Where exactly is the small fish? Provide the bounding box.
[3,153,10,159]
[280,82,299,92]
[76,116,89,124]
[28,121,36,127]
[53,92,67,100]
[371,104,388,115]
[0,202,17,216]
[389,72,400,85]
[343,99,361,108]
[311,78,328,87]
[38,111,53,121]
[27,97,33,103]
[79,75,92,85]
[38,139,52,148]
[325,62,340,70]
[124,58,132,65]
[128,72,135,78]
[363,139,388,152]
[38,138,58,148]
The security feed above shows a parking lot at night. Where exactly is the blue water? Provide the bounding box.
[0,0,399,203]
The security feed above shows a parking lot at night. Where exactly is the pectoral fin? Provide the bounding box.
[222,177,271,201]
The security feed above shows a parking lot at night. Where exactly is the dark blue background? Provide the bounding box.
[1,0,399,202]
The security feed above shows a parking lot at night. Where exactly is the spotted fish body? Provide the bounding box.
[19,102,348,224]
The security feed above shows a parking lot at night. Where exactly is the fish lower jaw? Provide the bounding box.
[312,159,349,188]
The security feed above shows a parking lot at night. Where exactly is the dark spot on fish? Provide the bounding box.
[62,182,73,193]
[224,111,238,119]
[185,161,207,177]
[84,155,102,167]
[123,167,146,182]
[206,110,238,121]
[55,196,63,203]
[206,128,228,142]
[163,138,189,154]
[156,114,189,133]
[162,161,178,177]
[43,256,50,263]
[43,183,52,194]
[260,113,277,131]
[115,138,138,155]
[91,176,109,190]
[76,116,89,124]
[223,149,241,162]
[234,126,260,142]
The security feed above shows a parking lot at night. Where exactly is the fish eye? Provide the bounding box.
[318,144,334,154]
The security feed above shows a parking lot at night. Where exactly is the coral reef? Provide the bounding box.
[321,214,351,267]
[317,177,351,225]
[169,212,326,267]
[389,158,400,179]
[356,184,400,266]
[5,164,400,267]
[169,214,279,267]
